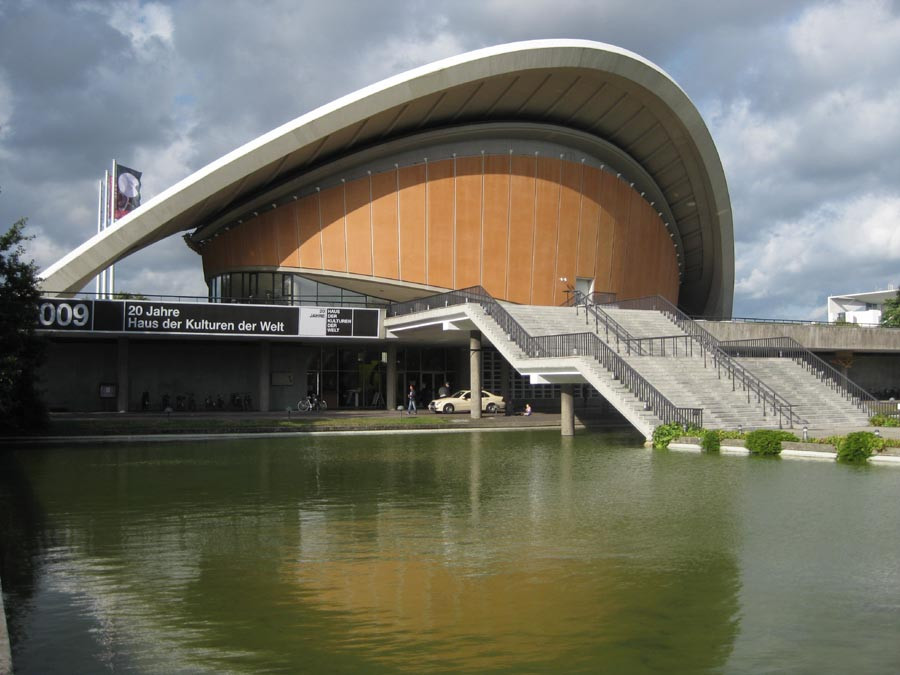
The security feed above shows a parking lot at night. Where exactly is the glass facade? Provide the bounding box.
[307,344,460,410]
[208,271,390,307]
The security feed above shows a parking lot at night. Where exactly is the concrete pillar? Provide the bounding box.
[500,358,511,409]
[116,337,128,412]
[386,344,397,411]
[258,341,271,412]
[470,331,482,420]
[561,383,575,436]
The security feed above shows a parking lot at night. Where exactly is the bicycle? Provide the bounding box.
[297,395,327,412]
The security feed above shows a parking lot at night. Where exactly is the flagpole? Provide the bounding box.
[101,170,109,298]
[110,159,117,298]
[96,178,103,297]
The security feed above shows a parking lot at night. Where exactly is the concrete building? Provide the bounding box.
[36,40,735,416]
[827,288,898,324]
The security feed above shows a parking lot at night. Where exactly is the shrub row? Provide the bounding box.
[869,414,900,427]
[744,429,799,455]
[836,431,885,462]
[653,426,887,464]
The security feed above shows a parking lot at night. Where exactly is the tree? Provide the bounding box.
[881,288,900,328]
[0,218,47,432]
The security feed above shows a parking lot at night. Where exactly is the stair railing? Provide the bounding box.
[531,331,702,428]
[719,336,893,417]
[389,287,702,428]
[601,295,805,428]
[388,286,546,356]
[571,290,642,354]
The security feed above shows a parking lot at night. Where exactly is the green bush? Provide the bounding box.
[745,429,798,455]
[869,414,900,427]
[718,430,745,440]
[700,429,721,452]
[836,431,884,463]
[652,422,700,449]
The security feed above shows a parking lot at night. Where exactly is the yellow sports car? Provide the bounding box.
[428,390,506,414]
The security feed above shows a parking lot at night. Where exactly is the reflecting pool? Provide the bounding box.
[2,430,900,673]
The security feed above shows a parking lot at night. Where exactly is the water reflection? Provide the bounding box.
[2,432,749,673]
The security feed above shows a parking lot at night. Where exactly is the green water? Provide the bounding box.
[2,430,900,674]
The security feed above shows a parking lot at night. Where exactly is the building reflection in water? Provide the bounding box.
[4,432,741,673]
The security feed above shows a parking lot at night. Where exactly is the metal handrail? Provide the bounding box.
[719,336,895,416]
[388,287,702,428]
[530,331,702,428]
[624,335,695,358]
[701,316,900,330]
[602,295,804,428]
[388,286,547,356]
[570,290,642,354]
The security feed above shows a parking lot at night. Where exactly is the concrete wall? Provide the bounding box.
[701,321,900,352]
[42,340,119,412]
[41,339,318,412]
[815,352,900,397]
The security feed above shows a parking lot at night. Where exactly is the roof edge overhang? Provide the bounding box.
[39,39,733,316]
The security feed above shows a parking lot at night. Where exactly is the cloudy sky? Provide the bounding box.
[1,0,899,319]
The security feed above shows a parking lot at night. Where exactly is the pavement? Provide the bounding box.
[6,409,896,447]
[1,408,645,445]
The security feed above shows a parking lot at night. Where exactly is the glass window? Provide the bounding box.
[279,274,293,303]
[321,347,338,371]
[257,272,274,303]
[245,273,258,302]
[296,276,318,305]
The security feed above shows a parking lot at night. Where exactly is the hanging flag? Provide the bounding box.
[114,164,142,219]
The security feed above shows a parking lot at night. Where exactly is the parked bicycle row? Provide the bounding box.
[139,391,253,411]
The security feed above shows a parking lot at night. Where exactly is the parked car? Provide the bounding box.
[428,389,506,414]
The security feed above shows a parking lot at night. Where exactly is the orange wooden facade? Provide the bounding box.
[201,155,680,306]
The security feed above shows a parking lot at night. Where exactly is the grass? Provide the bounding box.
[30,413,458,437]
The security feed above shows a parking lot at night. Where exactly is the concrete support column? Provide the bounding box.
[561,383,575,436]
[386,344,397,411]
[470,331,482,420]
[500,358,511,413]
[258,341,271,412]
[116,337,128,412]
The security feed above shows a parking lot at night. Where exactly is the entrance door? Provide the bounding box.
[575,277,593,300]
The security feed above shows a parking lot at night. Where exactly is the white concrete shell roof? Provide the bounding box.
[40,39,734,316]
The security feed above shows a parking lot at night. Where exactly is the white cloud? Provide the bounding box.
[360,26,468,84]
[104,0,174,51]
[788,0,900,82]
[735,193,900,317]
[0,71,12,142]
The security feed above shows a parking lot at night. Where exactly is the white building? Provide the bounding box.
[827,288,898,324]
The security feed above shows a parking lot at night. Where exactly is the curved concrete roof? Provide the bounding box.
[40,39,734,316]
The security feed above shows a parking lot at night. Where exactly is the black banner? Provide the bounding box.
[36,298,381,339]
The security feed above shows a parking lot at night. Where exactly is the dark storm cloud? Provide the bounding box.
[2,0,899,315]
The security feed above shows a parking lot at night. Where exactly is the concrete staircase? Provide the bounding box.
[600,308,689,339]
[500,303,796,430]
[618,356,790,429]
[734,357,872,428]
[497,303,620,337]
[465,305,666,436]
[387,291,874,436]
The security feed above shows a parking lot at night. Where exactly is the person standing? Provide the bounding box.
[407,384,417,415]
[438,381,451,397]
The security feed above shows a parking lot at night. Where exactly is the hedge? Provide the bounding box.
[745,429,799,455]
[836,431,884,463]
